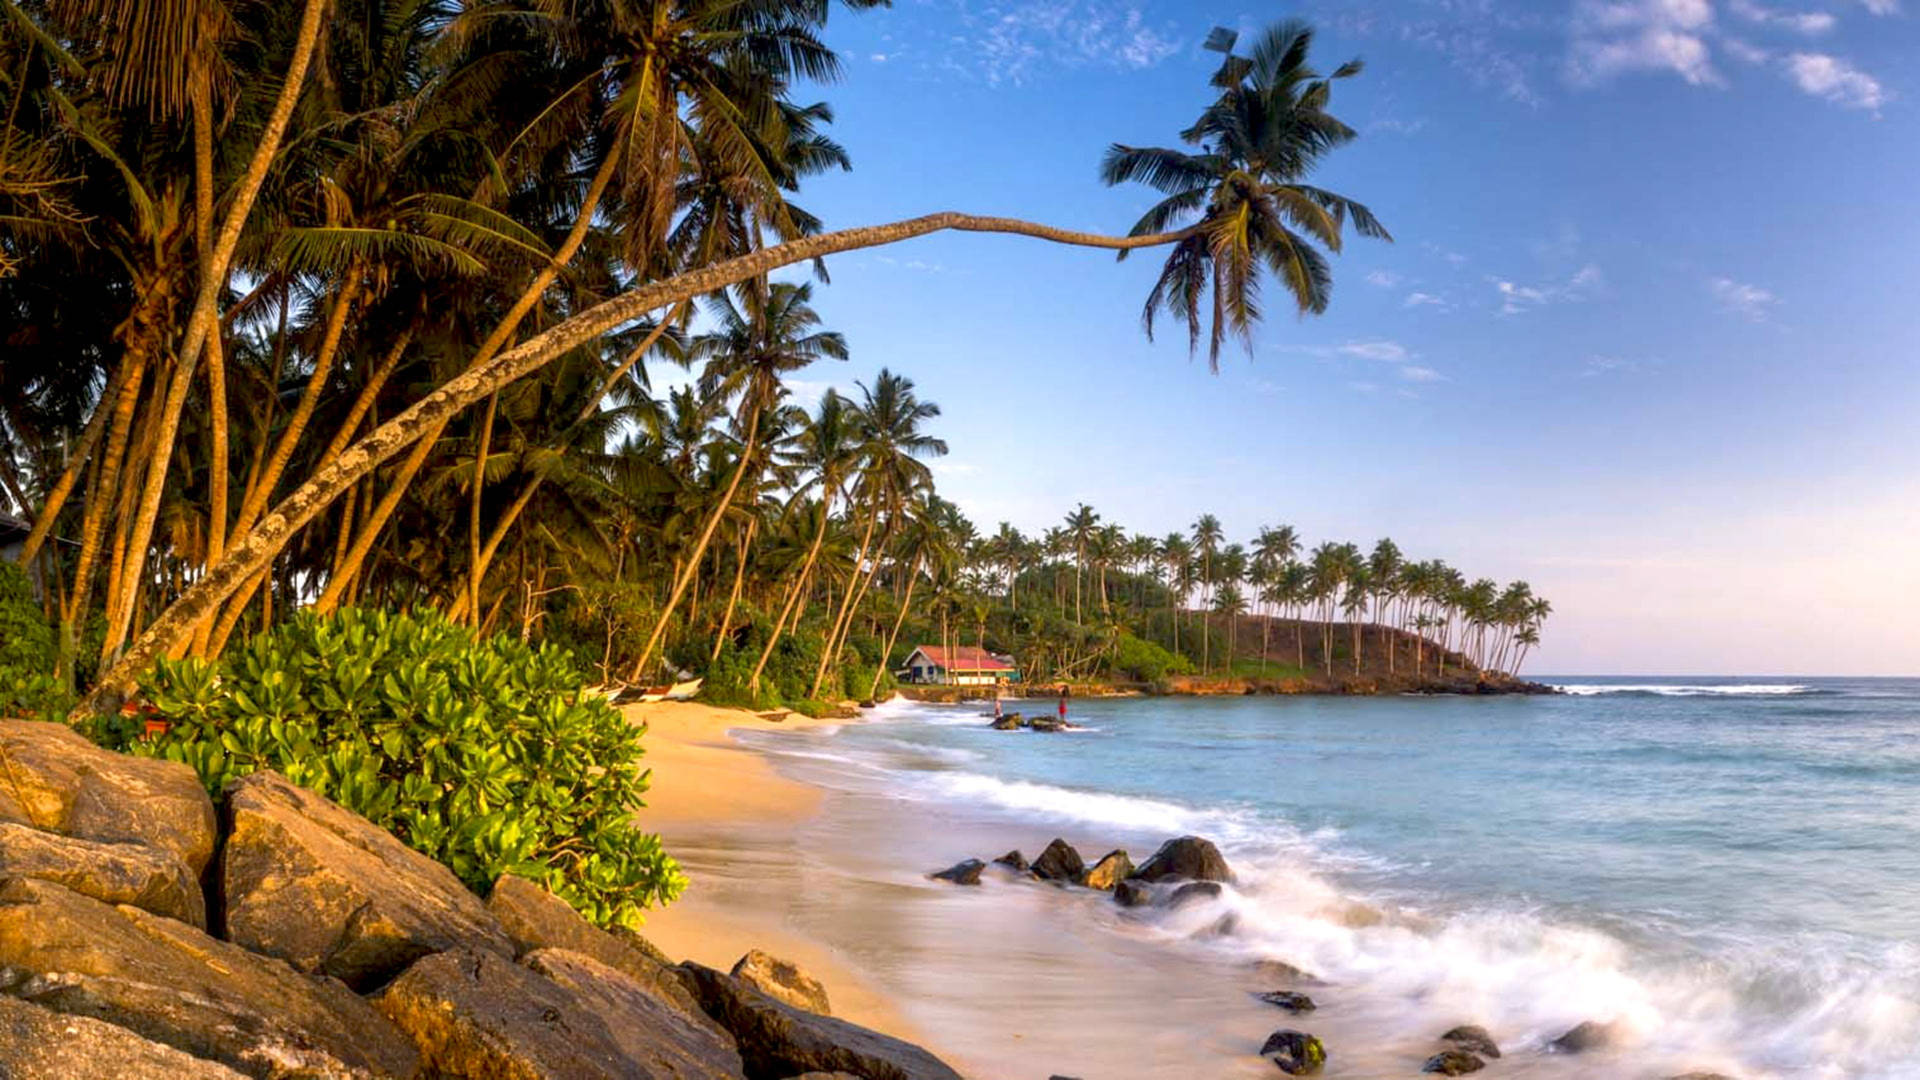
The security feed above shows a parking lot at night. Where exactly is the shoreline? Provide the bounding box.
[625,700,932,1049]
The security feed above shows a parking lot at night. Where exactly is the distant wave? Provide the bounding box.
[922,771,1254,840]
[1554,683,1815,697]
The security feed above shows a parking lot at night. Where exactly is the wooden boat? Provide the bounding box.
[635,677,702,703]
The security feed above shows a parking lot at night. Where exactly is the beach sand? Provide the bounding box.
[624,701,923,1043]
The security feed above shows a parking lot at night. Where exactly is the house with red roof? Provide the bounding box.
[898,645,1019,687]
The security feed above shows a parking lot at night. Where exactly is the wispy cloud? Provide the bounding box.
[1365,270,1403,288]
[1709,275,1778,320]
[1582,354,1645,376]
[1404,290,1450,310]
[1492,263,1607,315]
[1567,0,1721,87]
[945,2,1181,86]
[1728,0,1837,34]
[1858,0,1900,14]
[1400,365,1448,382]
[1783,51,1888,109]
[1338,340,1411,362]
[1368,117,1429,135]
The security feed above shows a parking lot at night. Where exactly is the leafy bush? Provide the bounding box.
[122,608,683,928]
[0,562,70,721]
[1110,632,1194,683]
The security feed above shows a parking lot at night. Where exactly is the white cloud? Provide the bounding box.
[1399,365,1447,382]
[1338,340,1411,362]
[961,3,1180,85]
[1568,0,1721,87]
[1492,264,1606,315]
[870,53,890,63]
[1722,37,1774,63]
[1784,52,1888,109]
[1859,0,1899,13]
[1582,354,1645,376]
[1368,117,1429,135]
[1404,291,1449,310]
[1709,276,1778,319]
[1728,0,1837,34]
[1365,270,1402,288]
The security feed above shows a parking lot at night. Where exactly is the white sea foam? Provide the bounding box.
[1555,683,1814,697]
[918,771,1256,840]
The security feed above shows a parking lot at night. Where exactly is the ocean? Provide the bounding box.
[716,678,1920,1079]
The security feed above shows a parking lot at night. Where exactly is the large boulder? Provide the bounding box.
[0,995,249,1079]
[1080,850,1132,890]
[221,770,512,990]
[0,821,204,926]
[1112,880,1151,907]
[731,949,831,1015]
[0,720,215,873]
[680,962,964,1080]
[0,876,419,1079]
[1166,881,1223,908]
[485,873,700,1021]
[1029,838,1085,883]
[992,850,1028,872]
[1550,1020,1619,1054]
[1259,1029,1326,1076]
[1129,836,1234,884]
[374,948,743,1080]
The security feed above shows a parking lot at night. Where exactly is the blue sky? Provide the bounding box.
[676,0,1920,675]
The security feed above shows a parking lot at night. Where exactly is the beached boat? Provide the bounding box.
[635,677,702,703]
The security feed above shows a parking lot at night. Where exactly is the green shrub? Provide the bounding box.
[124,608,683,929]
[0,562,70,721]
[1109,632,1194,683]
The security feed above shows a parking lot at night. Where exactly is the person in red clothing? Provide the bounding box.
[1057,686,1068,722]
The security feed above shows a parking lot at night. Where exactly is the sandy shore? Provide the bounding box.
[624,701,924,1043]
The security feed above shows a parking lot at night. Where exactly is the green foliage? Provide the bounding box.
[1109,631,1194,683]
[0,563,70,721]
[121,608,683,929]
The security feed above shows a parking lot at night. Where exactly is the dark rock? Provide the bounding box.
[0,876,419,1079]
[1440,1025,1501,1059]
[1080,850,1133,890]
[1256,990,1316,1014]
[1166,881,1223,907]
[221,770,512,990]
[0,720,216,874]
[0,822,204,927]
[929,859,985,886]
[680,961,964,1080]
[992,850,1029,872]
[1252,959,1322,985]
[1422,1049,1486,1075]
[989,715,1021,731]
[1027,716,1064,733]
[1112,880,1152,907]
[1259,1028,1326,1076]
[376,948,742,1080]
[1030,838,1085,883]
[0,995,249,1079]
[486,872,703,1023]
[732,949,832,1015]
[1550,1019,1620,1054]
[1130,835,1234,884]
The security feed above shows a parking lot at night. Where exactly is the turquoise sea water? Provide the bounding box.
[737,678,1920,1078]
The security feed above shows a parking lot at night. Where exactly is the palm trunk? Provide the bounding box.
[868,554,922,700]
[807,498,878,699]
[467,391,499,627]
[14,338,127,570]
[82,210,1201,712]
[709,518,755,666]
[748,501,829,693]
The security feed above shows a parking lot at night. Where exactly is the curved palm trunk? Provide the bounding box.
[467,391,499,627]
[631,407,762,682]
[748,502,829,693]
[809,500,879,699]
[14,352,126,569]
[709,518,756,666]
[81,211,1200,712]
[867,554,922,700]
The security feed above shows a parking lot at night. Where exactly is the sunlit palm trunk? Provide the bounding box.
[749,504,829,693]
[709,518,756,666]
[808,499,878,699]
[868,553,922,700]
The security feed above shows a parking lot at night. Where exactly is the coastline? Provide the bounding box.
[625,700,929,1048]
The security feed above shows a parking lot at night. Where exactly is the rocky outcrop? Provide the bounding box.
[730,949,831,1015]
[1422,1049,1485,1075]
[1440,1025,1500,1059]
[1030,838,1085,883]
[1130,836,1233,884]
[1252,958,1321,985]
[992,850,1028,872]
[0,720,216,873]
[0,995,249,1079]
[375,947,743,1080]
[1112,880,1151,907]
[680,962,964,1080]
[1256,991,1315,1014]
[1260,1028,1326,1076]
[485,872,705,1023]
[0,876,420,1079]
[221,770,512,990]
[1166,881,1223,907]
[0,822,204,926]
[1080,850,1132,890]
[929,859,984,886]
[1550,1019,1619,1053]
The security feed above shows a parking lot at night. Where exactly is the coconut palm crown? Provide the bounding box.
[1101,20,1391,366]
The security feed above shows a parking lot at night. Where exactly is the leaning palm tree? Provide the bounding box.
[1102,21,1390,365]
[631,281,846,680]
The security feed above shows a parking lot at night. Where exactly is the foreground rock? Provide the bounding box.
[1440,1025,1501,1058]
[222,770,512,990]
[731,949,832,1015]
[1080,849,1133,890]
[681,961,964,1080]
[1422,1049,1486,1075]
[0,822,204,927]
[1130,835,1234,884]
[0,720,216,873]
[485,872,705,1023]
[993,850,1028,872]
[1260,1028,1326,1076]
[1030,838,1085,883]
[0,876,419,1079]
[1112,880,1151,907]
[1252,958,1322,985]
[929,859,985,886]
[0,995,248,1079]
[1550,1019,1619,1053]
[376,948,742,1080]
[1167,881,1223,907]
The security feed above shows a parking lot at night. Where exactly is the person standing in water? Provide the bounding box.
[1058,686,1069,723]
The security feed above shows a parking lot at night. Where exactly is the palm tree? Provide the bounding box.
[1157,532,1193,655]
[1063,504,1100,626]
[1190,513,1223,672]
[1213,581,1247,675]
[1102,21,1389,365]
